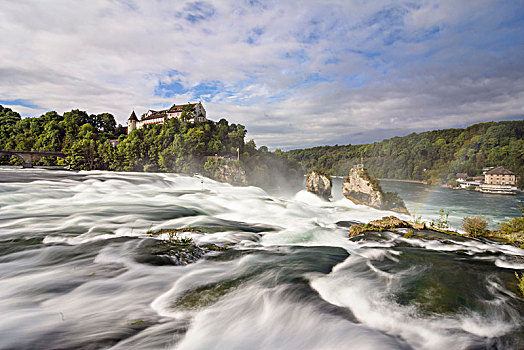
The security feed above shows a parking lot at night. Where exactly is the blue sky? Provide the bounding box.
[0,0,523,149]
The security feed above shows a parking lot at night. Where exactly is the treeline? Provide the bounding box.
[0,105,302,189]
[286,120,524,187]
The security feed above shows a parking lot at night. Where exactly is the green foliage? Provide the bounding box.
[309,167,330,177]
[431,209,450,230]
[147,227,199,246]
[499,206,524,235]
[126,319,145,326]
[403,230,413,239]
[167,231,194,246]
[412,214,423,225]
[0,106,124,168]
[286,120,524,188]
[0,105,302,190]
[382,191,407,210]
[516,273,524,298]
[204,157,226,179]
[180,104,195,122]
[461,215,489,237]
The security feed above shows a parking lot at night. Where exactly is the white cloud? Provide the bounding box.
[0,0,522,149]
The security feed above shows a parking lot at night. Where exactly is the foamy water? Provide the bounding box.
[0,168,523,349]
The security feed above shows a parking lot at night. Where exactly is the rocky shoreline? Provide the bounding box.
[348,215,524,248]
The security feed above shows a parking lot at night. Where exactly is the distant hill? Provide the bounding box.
[286,120,524,188]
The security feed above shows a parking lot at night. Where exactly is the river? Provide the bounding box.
[331,178,524,231]
[0,168,523,349]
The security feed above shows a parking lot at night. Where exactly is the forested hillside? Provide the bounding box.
[287,120,524,187]
[0,105,302,189]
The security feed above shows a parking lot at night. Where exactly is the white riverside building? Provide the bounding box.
[454,166,519,194]
[127,102,207,133]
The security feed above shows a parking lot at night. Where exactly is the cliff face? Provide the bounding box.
[204,158,247,186]
[343,167,409,215]
[306,170,332,200]
[217,162,247,185]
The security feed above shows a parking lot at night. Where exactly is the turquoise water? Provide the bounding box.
[0,168,523,349]
[332,178,523,231]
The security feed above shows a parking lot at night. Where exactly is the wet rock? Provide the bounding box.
[137,228,227,266]
[349,216,414,237]
[306,169,332,200]
[342,167,409,215]
[368,216,411,230]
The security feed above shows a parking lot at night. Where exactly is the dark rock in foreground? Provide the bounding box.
[140,227,227,265]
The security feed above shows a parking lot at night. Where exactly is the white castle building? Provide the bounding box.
[127,102,207,133]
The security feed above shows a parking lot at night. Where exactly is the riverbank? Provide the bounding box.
[378,178,428,184]
[331,176,428,185]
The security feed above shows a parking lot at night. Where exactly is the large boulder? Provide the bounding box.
[348,216,422,237]
[342,167,409,215]
[306,169,332,200]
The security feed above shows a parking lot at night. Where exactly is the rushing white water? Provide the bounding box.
[0,168,523,350]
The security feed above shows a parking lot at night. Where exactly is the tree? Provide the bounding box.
[180,104,195,122]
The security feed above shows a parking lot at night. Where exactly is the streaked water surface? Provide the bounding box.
[0,168,523,349]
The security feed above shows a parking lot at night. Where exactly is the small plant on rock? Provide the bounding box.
[403,230,413,239]
[432,209,450,230]
[516,273,524,298]
[462,215,489,237]
[168,231,193,246]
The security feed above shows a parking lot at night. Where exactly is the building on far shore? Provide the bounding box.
[455,173,482,189]
[127,102,207,133]
[479,166,518,194]
[484,166,516,185]
[452,167,519,194]
[456,173,468,181]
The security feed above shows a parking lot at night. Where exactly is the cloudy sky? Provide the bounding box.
[0,0,523,149]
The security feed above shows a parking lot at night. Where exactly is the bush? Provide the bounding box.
[462,215,489,237]
[382,191,407,210]
[499,206,524,235]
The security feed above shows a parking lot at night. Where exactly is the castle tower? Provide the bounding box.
[127,111,138,133]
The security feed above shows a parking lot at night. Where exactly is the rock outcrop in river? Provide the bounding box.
[306,169,332,200]
[349,215,423,236]
[343,167,409,215]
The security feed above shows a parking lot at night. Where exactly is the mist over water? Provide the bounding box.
[0,168,523,349]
